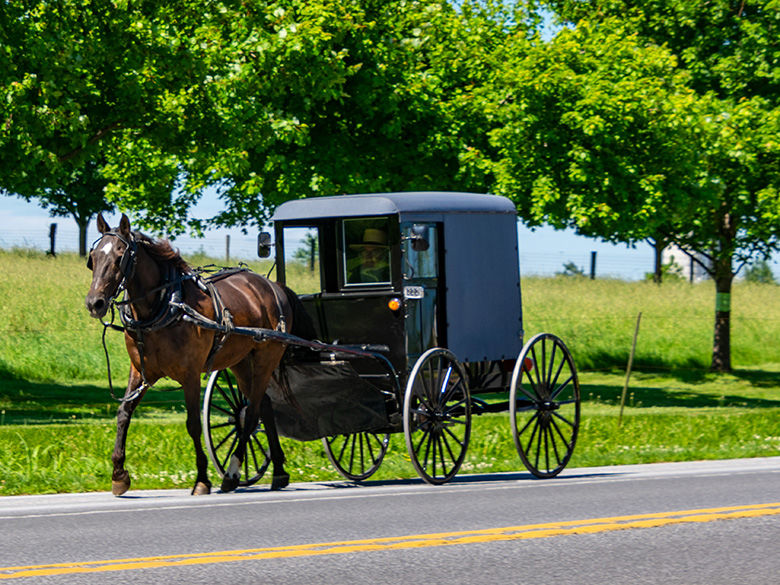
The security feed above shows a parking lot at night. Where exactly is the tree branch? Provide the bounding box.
[58,122,123,162]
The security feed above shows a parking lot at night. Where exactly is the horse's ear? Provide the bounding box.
[96,213,109,234]
[118,214,131,237]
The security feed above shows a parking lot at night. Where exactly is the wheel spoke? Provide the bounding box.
[224,374,242,412]
[549,416,570,457]
[210,403,234,417]
[220,432,239,471]
[530,345,543,394]
[551,373,575,401]
[214,426,237,453]
[442,424,466,450]
[515,378,539,402]
[516,410,540,438]
[216,384,238,412]
[552,411,576,429]
[546,341,558,390]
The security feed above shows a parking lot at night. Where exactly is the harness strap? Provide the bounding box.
[202,278,234,373]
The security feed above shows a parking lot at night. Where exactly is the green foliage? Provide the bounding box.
[0,1,516,235]
[644,261,685,283]
[557,261,585,277]
[744,259,778,284]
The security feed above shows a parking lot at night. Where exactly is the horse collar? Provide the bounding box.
[119,264,184,333]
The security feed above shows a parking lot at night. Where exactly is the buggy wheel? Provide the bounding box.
[403,348,471,485]
[510,333,580,478]
[202,369,271,486]
[322,432,390,481]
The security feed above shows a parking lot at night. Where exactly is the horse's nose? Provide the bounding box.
[85,295,107,319]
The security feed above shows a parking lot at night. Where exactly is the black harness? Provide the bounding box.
[90,232,287,402]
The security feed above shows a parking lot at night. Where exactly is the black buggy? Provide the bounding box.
[202,192,581,485]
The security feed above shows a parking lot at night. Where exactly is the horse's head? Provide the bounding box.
[85,213,137,319]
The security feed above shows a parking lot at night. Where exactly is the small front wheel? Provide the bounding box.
[403,348,471,485]
[202,369,271,486]
[510,333,580,478]
[322,432,390,481]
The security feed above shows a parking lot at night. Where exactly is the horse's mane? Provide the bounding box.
[135,232,191,274]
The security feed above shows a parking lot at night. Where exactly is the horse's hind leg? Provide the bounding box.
[261,392,289,490]
[111,367,148,496]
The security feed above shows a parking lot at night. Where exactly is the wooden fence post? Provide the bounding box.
[47,223,57,257]
[618,312,642,427]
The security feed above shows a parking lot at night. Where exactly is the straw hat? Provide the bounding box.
[350,228,388,249]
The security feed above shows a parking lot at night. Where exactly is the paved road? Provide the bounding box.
[2,457,779,584]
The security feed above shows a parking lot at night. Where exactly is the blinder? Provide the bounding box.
[87,230,138,288]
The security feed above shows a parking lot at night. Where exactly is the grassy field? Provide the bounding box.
[0,249,778,495]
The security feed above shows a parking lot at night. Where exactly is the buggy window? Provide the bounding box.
[282,226,320,294]
[403,223,438,280]
[343,218,392,286]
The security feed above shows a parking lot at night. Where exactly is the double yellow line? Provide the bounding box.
[2,503,778,579]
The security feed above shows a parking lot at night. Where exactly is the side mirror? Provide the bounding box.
[409,224,430,252]
[257,231,273,258]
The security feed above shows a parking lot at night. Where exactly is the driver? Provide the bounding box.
[349,228,390,283]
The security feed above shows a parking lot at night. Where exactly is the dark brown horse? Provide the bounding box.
[85,213,298,496]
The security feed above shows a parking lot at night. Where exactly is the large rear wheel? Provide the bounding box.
[202,369,270,486]
[510,333,580,478]
[403,348,471,485]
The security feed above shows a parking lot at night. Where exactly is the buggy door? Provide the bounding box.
[402,222,445,365]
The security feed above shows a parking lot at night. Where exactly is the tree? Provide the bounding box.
[475,3,780,371]
[744,260,777,285]
[543,0,780,373]
[1,1,515,240]
[0,0,249,243]
[159,0,517,231]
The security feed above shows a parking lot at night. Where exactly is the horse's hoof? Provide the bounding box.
[220,475,240,493]
[271,473,290,491]
[191,481,211,496]
[112,478,130,496]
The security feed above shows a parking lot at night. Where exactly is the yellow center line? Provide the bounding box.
[2,502,778,579]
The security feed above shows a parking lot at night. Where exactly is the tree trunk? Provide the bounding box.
[653,240,664,284]
[77,216,90,257]
[711,257,733,372]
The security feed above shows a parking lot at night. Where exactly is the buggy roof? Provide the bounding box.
[272,192,516,221]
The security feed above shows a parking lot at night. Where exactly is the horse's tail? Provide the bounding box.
[279,284,317,341]
[272,283,316,412]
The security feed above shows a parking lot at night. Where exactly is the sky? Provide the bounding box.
[0,191,671,280]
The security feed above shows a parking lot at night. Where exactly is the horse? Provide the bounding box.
[85,213,307,496]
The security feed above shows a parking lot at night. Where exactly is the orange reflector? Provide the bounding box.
[523,357,534,372]
[388,298,401,311]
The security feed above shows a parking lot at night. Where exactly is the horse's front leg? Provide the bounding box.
[182,373,211,495]
[111,367,148,496]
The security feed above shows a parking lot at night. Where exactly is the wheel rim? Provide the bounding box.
[403,348,471,485]
[510,334,580,478]
[323,432,390,481]
[202,369,270,486]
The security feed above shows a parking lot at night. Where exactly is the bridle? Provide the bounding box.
[88,230,157,403]
[87,230,138,305]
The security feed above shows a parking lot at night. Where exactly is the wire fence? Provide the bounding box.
[0,221,664,280]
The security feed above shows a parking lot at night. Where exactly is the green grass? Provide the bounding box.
[0,249,779,495]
